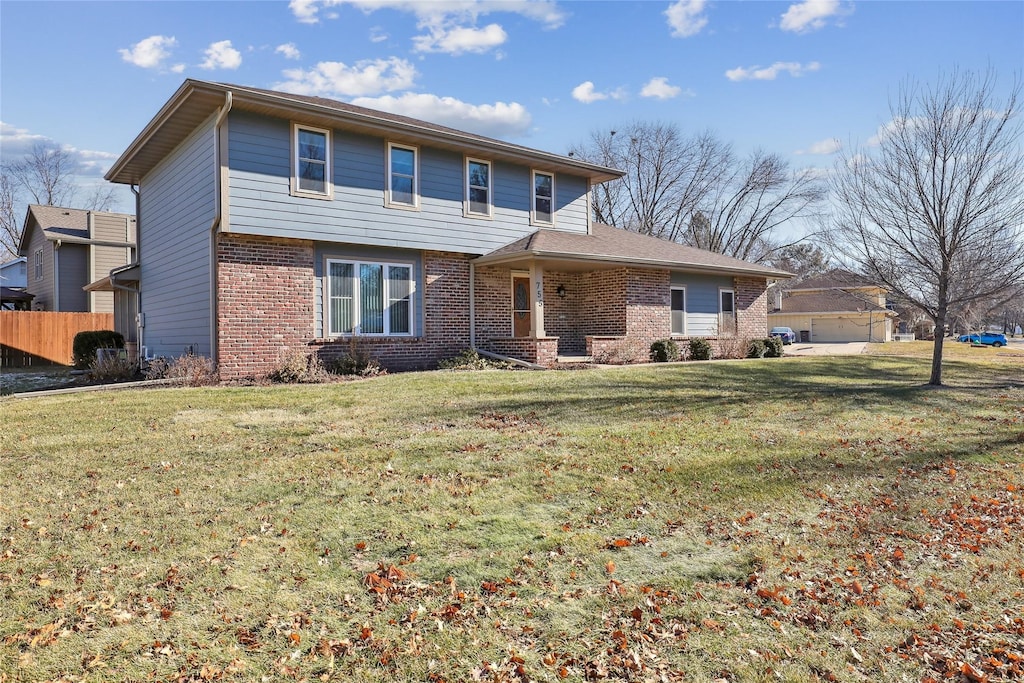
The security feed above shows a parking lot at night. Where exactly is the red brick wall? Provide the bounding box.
[579,269,627,336]
[473,265,513,342]
[487,337,559,366]
[217,234,316,379]
[735,275,769,339]
[543,272,583,354]
[625,269,671,348]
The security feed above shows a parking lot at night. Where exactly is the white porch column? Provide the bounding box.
[530,263,545,338]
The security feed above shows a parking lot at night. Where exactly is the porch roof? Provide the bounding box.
[84,263,140,293]
[474,224,793,279]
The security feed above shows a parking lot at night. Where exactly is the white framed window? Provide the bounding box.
[532,170,554,226]
[326,259,414,336]
[670,286,686,336]
[386,142,419,209]
[34,250,43,280]
[719,288,736,336]
[465,158,492,217]
[291,123,332,199]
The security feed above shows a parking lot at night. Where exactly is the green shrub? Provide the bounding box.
[650,339,679,363]
[764,337,784,358]
[689,337,712,361]
[72,330,124,369]
[747,339,767,358]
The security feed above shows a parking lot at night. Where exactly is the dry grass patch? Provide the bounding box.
[1,356,1022,682]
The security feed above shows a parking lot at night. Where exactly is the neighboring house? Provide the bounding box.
[1,257,33,310]
[17,205,136,313]
[769,270,896,342]
[104,79,790,377]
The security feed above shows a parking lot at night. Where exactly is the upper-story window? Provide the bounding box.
[34,250,43,280]
[465,158,492,218]
[387,143,419,209]
[532,171,554,226]
[292,124,332,199]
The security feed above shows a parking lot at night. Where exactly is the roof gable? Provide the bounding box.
[106,79,625,186]
[18,205,134,254]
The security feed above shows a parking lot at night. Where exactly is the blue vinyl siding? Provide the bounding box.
[226,110,591,254]
[139,113,216,358]
[671,272,732,336]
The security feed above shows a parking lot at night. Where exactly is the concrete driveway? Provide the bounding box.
[784,341,868,356]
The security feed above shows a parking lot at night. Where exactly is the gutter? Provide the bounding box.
[473,249,793,279]
[209,91,232,365]
[53,239,61,311]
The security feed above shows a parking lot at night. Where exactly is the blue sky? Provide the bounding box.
[1,0,1022,215]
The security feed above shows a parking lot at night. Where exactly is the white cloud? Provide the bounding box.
[0,122,117,177]
[413,23,507,54]
[665,0,708,38]
[118,35,178,69]
[795,137,841,155]
[170,63,186,74]
[780,0,843,33]
[349,93,531,138]
[725,61,821,81]
[369,26,389,43]
[275,57,418,97]
[276,43,301,60]
[640,77,684,100]
[291,0,566,28]
[200,40,242,70]
[571,81,625,104]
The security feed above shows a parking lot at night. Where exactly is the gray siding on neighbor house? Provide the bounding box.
[24,222,54,310]
[226,111,591,255]
[671,272,733,337]
[57,244,90,312]
[90,244,132,314]
[312,243,424,338]
[139,113,217,358]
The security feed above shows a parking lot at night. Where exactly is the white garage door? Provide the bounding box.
[811,317,871,342]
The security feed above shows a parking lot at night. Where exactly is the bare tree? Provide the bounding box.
[6,143,78,207]
[828,69,1024,385]
[0,173,18,258]
[766,242,833,284]
[569,122,826,262]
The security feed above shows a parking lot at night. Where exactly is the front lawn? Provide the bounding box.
[2,355,1022,681]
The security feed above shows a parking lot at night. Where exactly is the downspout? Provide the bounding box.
[53,240,61,311]
[209,92,232,365]
[469,260,476,349]
[130,185,142,351]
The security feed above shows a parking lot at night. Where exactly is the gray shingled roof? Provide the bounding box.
[18,205,135,255]
[475,223,793,278]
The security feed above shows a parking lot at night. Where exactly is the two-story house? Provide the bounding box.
[17,205,136,313]
[1,256,32,310]
[768,270,896,342]
[104,80,788,377]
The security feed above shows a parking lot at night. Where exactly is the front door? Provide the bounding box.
[512,276,531,337]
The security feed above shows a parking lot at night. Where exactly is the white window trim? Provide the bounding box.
[325,258,416,337]
[464,157,493,218]
[290,123,333,200]
[531,170,555,227]
[34,249,43,280]
[719,287,736,337]
[386,142,420,210]
[670,285,687,337]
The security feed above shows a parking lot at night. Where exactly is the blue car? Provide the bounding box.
[957,332,1008,347]
[769,326,797,344]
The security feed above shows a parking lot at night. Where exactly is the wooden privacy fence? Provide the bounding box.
[1,311,114,367]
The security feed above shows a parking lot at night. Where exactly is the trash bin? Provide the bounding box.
[799,330,810,343]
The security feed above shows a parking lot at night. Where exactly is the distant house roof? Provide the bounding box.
[17,205,135,255]
[1,286,34,303]
[475,223,793,279]
[792,269,882,292]
[774,289,892,315]
[106,79,625,186]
